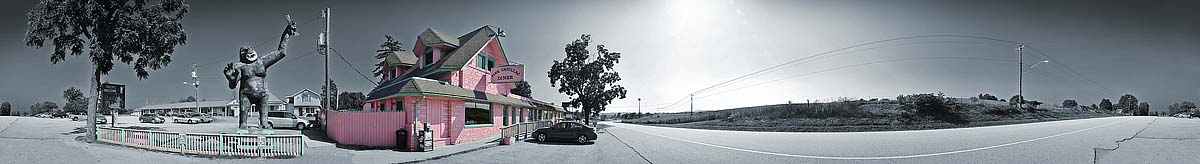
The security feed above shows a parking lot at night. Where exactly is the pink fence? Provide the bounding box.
[326,111,407,147]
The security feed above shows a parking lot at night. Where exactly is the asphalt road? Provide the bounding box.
[432,116,1198,164]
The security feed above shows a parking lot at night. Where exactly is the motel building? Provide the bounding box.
[135,92,298,117]
[326,25,565,150]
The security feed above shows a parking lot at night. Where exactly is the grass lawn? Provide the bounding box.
[621,96,1121,132]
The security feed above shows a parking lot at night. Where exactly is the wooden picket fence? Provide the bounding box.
[95,126,304,157]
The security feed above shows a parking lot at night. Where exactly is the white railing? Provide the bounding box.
[500,120,552,141]
[96,126,304,157]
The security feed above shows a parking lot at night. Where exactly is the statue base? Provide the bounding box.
[236,126,275,135]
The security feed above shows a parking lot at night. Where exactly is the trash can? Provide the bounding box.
[395,129,409,151]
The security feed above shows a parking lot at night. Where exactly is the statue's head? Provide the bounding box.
[239,46,258,63]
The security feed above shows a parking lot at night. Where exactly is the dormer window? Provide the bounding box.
[477,52,495,71]
[423,47,434,66]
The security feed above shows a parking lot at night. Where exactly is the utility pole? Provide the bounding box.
[184,64,200,115]
[637,98,642,114]
[689,94,694,115]
[193,64,200,114]
[320,8,330,113]
[1017,43,1024,107]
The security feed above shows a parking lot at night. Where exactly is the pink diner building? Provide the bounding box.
[325,25,564,150]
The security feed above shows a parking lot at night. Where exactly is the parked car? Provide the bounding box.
[192,113,214,123]
[34,113,52,118]
[1174,113,1189,118]
[52,112,69,118]
[139,113,166,123]
[96,116,107,124]
[303,113,317,122]
[531,121,598,144]
[266,112,310,130]
[173,113,203,124]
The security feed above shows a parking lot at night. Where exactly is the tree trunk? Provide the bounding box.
[86,65,99,143]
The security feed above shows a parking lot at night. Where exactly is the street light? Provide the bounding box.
[1024,60,1050,73]
[183,64,199,114]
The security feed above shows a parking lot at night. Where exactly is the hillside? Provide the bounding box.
[621,95,1118,132]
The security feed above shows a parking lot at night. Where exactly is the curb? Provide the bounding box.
[394,140,501,164]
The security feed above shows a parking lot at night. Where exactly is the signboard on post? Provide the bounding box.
[490,65,524,83]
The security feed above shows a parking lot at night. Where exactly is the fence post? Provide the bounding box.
[119,129,125,146]
[149,131,155,150]
[257,135,265,157]
[217,134,223,156]
[180,133,187,155]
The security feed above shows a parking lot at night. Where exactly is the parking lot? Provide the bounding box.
[81,115,305,135]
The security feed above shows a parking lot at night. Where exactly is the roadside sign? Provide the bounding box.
[490,65,524,83]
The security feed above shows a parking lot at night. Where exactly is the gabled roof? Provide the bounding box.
[287,88,319,98]
[385,51,418,66]
[287,89,322,107]
[438,25,498,71]
[417,28,459,47]
[366,77,531,107]
[396,25,499,79]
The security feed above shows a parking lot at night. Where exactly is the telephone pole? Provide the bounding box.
[637,98,642,114]
[1017,43,1024,106]
[689,94,694,114]
[320,8,331,112]
[184,64,200,115]
[192,64,200,114]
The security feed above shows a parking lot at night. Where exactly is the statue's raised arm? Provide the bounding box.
[262,15,298,68]
[223,63,240,89]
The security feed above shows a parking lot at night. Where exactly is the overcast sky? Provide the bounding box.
[1,0,1198,114]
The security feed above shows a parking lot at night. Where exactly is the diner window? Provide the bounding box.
[465,102,492,128]
[477,53,495,71]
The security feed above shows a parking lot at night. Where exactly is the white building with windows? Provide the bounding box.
[285,89,322,119]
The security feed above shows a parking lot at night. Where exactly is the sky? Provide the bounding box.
[1,0,1198,114]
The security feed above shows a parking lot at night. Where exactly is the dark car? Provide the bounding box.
[531,121,598,144]
[139,113,165,124]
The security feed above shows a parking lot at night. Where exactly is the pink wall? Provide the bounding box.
[326,111,406,147]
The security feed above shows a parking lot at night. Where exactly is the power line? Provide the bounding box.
[695,56,1017,99]
[331,46,376,86]
[277,49,321,66]
[1023,47,1116,95]
[196,15,324,68]
[690,35,1023,96]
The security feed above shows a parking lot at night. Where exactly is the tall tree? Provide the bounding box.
[30,101,60,114]
[1137,102,1150,116]
[321,79,339,110]
[1,102,11,116]
[1117,94,1139,114]
[548,34,628,125]
[63,87,88,113]
[25,0,189,142]
[1100,99,1114,113]
[510,81,532,98]
[176,96,196,103]
[337,91,366,110]
[1062,99,1078,109]
[373,35,405,83]
[1168,101,1196,115]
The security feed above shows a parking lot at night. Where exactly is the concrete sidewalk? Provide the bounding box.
[344,136,502,164]
[1095,117,1200,164]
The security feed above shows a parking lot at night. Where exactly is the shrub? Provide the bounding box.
[1062,99,1078,108]
[897,93,966,124]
